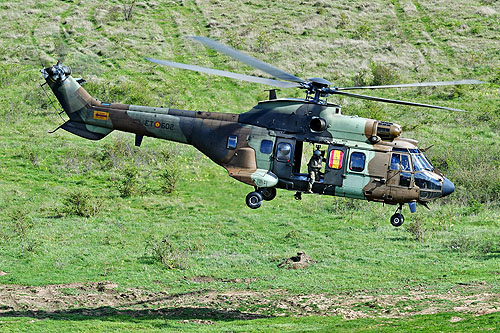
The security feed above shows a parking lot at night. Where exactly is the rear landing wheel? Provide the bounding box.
[390,213,404,227]
[259,187,276,201]
[246,191,263,209]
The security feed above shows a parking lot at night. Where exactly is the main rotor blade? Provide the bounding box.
[338,79,487,91]
[331,90,467,112]
[146,57,299,89]
[189,36,305,84]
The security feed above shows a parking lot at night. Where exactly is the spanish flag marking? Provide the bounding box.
[329,150,343,169]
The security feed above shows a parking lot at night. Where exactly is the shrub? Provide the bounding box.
[370,62,400,86]
[97,139,136,169]
[354,23,371,39]
[118,165,139,197]
[62,191,101,217]
[122,0,136,21]
[491,66,500,85]
[8,208,32,237]
[352,62,400,88]
[447,231,500,255]
[254,30,271,53]
[404,219,427,242]
[337,13,350,28]
[145,235,199,269]
[159,166,179,194]
[353,68,372,87]
[463,199,484,216]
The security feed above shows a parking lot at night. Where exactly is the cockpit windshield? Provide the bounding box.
[391,148,434,172]
[412,153,433,171]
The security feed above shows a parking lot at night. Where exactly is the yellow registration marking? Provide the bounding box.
[93,111,109,121]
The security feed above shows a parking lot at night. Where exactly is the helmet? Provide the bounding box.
[313,150,321,157]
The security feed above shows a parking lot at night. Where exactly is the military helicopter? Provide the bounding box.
[41,36,485,226]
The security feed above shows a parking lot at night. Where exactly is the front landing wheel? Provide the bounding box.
[246,191,263,209]
[390,213,404,227]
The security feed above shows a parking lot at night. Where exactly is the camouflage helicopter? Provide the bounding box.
[41,36,484,226]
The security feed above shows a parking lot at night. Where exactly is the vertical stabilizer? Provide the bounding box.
[41,62,113,140]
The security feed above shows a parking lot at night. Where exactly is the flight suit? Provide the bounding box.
[307,154,324,193]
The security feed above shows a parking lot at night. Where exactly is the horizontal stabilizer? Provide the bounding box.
[61,121,113,140]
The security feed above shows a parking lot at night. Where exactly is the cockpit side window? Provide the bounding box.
[390,154,400,170]
[391,153,411,171]
[401,154,411,171]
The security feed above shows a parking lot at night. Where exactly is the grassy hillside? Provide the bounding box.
[0,0,499,330]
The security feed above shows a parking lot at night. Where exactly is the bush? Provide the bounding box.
[370,62,399,86]
[8,208,32,237]
[62,191,101,217]
[354,23,371,39]
[337,13,350,28]
[405,219,427,242]
[426,144,500,206]
[159,166,178,194]
[491,66,500,85]
[352,61,400,87]
[447,231,500,255]
[145,235,202,269]
[463,199,484,216]
[254,30,272,53]
[353,68,372,87]
[97,139,136,170]
[118,165,139,197]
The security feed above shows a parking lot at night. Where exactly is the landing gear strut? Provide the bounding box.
[390,204,404,227]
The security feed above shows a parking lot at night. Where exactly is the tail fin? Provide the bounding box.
[41,61,113,140]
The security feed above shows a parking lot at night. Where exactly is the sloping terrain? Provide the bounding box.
[0,0,499,330]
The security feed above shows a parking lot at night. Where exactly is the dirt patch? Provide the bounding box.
[0,282,499,320]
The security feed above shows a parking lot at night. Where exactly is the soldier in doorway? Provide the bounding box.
[307,149,325,193]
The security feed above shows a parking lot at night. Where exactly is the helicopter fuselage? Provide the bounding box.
[42,63,454,217]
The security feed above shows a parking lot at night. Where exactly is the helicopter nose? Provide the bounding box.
[441,177,455,197]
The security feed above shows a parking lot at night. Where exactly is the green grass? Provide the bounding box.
[0,0,499,330]
[1,312,499,332]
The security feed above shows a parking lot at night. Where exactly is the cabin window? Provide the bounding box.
[227,135,238,149]
[328,149,344,169]
[260,140,273,154]
[276,142,292,162]
[349,152,366,172]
